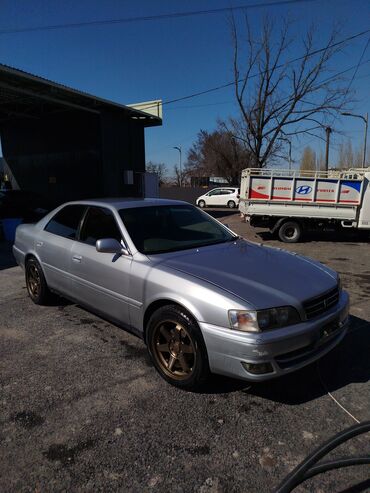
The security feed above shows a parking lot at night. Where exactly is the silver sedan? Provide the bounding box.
[13,198,349,389]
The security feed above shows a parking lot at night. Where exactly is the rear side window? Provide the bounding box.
[79,207,122,246]
[45,205,86,239]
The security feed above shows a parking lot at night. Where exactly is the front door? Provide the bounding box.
[206,189,221,206]
[69,206,132,327]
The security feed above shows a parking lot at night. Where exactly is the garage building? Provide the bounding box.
[0,64,162,204]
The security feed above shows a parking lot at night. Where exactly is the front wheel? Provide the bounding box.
[278,221,302,243]
[146,305,210,390]
[198,200,206,208]
[227,200,236,209]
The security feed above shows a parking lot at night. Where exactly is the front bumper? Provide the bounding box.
[199,290,349,382]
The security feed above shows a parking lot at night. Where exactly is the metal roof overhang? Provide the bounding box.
[0,63,162,126]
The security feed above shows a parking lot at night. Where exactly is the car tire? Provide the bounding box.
[146,304,210,390]
[25,257,53,305]
[227,200,236,209]
[278,221,302,243]
[198,200,206,208]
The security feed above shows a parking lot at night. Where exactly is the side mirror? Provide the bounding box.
[96,238,129,256]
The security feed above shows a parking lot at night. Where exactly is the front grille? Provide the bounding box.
[275,333,338,370]
[303,286,340,320]
[276,318,342,369]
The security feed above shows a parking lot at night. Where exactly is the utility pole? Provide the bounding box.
[325,127,332,171]
[364,113,368,168]
[341,112,368,168]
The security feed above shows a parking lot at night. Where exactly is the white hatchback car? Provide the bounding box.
[196,187,240,208]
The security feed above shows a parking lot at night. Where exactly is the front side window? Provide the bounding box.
[79,207,122,246]
[207,189,221,196]
[45,205,86,239]
[119,205,235,255]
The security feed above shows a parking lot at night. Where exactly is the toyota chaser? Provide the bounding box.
[13,198,349,389]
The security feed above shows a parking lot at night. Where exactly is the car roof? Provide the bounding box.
[62,197,189,210]
[209,187,238,190]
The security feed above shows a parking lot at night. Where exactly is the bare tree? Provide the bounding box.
[146,161,168,186]
[337,140,354,169]
[173,164,188,187]
[186,121,252,184]
[232,17,351,167]
[317,150,326,171]
[300,146,316,171]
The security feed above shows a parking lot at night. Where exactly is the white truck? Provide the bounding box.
[239,167,370,242]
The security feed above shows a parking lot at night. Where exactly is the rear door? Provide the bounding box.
[37,204,87,294]
[69,206,132,327]
[217,189,234,206]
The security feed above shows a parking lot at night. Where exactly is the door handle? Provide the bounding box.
[72,255,82,263]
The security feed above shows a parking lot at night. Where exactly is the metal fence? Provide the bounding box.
[159,186,212,204]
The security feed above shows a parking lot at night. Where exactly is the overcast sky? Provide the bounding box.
[1,0,369,172]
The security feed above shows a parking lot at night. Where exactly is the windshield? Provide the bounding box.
[119,204,235,254]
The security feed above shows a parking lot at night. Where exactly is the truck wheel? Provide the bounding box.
[198,200,206,208]
[278,221,302,243]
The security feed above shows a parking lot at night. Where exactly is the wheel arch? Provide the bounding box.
[143,298,200,344]
[271,217,303,234]
[25,251,42,266]
[24,251,49,282]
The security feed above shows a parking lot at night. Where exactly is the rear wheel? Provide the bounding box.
[25,257,52,304]
[198,200,206,208]
[147,305,210,390]
[227,200,236,209]
[278,221,302,243]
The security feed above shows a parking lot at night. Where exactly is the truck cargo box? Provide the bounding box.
[239,168,370,240]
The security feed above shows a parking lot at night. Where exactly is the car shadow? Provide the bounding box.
[257,230,369,243]
[205,209,239,219]
[200,315,370,404]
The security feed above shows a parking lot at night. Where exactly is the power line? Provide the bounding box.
[328,35,370,131]
[161,64,370,113]
[166,100,235,110]
[0,0,318,35]
[140,29,370,111]
[344,36,370,96]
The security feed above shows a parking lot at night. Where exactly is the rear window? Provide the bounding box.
[45,205,86,239]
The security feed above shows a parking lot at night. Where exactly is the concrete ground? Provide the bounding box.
[0,213,369,492]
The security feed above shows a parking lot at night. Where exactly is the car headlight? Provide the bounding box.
[229,306,301,333]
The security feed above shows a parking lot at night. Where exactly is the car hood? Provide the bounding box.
[152,240,338,309]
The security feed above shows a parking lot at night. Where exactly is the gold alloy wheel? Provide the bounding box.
[27,264,41,298]
[152,320,196,380]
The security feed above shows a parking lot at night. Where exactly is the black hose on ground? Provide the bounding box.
[274,421,370,493]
